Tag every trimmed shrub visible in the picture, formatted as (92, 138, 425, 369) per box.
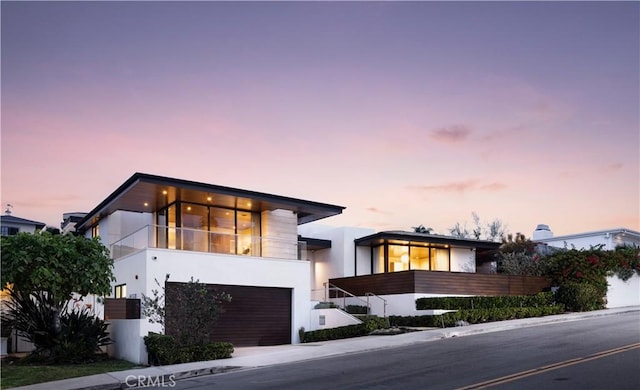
(345, 305, 368, 314)
(303, 316, 389, 343)
(144, 333, 233, 366)
(390, 305, 565, 328)
(555, 282, 605, 312)
(314, 302, 338, 309)
(415, 292, 555, 311)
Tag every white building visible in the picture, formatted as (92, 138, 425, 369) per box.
(75, 173, 344, 364)
(533, 224, 640, 309)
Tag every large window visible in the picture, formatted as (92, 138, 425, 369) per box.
(156, 202, 261, 256)
(373, 243, 450, 273)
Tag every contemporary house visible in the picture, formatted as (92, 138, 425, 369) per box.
(532, 224, 640, 308)
(76, 173, 553, 364)
(75, 173, 345, 363)
(301, 225, 547, 316)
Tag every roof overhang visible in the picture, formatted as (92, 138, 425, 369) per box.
(76, 173, 345, 232)
(298, 235, 332, 251)
(355, 231, 501, 250)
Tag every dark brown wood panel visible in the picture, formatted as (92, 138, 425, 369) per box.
(330, 271, 549, 297)
(104, 298, 140, 320)
(165, 283, 291, 347)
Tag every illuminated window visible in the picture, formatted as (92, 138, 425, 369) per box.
(91, 225, 100, 238)
(410, 246, 430, 270)
(430, 247, 450, 271)
(374, 243, 450, 273)
(114, 284, 127, 299)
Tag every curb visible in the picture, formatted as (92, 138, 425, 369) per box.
(9, 307, 639, 390)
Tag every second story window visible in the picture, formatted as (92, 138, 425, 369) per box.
(91, 224, 100, 238)
(114, 284, 127, 299)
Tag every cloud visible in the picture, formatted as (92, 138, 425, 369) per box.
(601, 162, 623, 172)
(479, 182, 507, 191)
(408, 179, 507, 195)
(365, 207, 391, 214)
(429, 125, 471, 143)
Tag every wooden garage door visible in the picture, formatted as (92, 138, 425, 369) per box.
(166, 283, 292, 347)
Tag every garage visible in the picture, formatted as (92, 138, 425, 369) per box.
(165, 283, 292, 347)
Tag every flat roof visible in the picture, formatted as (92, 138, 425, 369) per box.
(534, 228, 640, 242)
(76, 173, 345, 231)
(355, 230, 501, 250)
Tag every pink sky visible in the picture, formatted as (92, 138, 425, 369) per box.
(2, 2, 638, 237)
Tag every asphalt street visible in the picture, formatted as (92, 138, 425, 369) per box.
(169, 311, 640, 390)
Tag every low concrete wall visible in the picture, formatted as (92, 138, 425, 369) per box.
(308, 308, 361, 331)
(107, 319, 148, 365)
(607, 274, 640, 308)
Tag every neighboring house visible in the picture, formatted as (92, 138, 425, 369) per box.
(60, 212, 88, 235)
(0, 214, 46, 236)
(75, 172, 345, 364)
(301, 226, 548, 316)
(532, 224, 640, 308)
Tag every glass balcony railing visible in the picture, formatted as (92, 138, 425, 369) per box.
(110, 225, 308, 261)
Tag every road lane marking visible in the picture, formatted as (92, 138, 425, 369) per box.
(455, 342, 640, 389)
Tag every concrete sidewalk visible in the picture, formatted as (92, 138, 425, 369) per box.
(9, 306, 640, 390)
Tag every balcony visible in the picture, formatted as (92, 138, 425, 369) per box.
(110, 225, 308, 261)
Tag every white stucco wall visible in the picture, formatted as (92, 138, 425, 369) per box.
(450, 247, 476, 273)
(606, 274, 640, 308)
(298, 225, 376, 289)
(109, 248, 311, 364)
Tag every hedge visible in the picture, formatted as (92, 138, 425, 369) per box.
(302, 316, 389, 343)
(144, 333, 234, 365)
(415, 292, 555, 310)
(390, 305, 565, 328)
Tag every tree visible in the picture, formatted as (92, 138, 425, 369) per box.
(448, 212, 507, 242)
(1, 232, 114, 299)
(1, 232, 115, 362)
(412, 224, 433, 234)
(142, 275, 232, 346)
(496, 233, 540, 275)
(165, 278, 232, 346)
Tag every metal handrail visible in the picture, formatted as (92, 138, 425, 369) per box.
(323, 282, 371, 313)
(365, 292, 388, 318)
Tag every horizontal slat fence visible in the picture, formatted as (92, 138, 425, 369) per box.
(330, 271, 549, 297)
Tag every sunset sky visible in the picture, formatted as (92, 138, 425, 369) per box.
(2, 1, 639, 237)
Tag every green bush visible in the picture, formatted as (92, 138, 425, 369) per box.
(555, 282, 605, 312)
(5, 290, 111, 363)
(314, 302, 338, 309)
(345, 305, 368, 314)
(415, 292, 555, 310)
(303, 316, 389, 343)
(390, 305, 565, 328)
(144, 333, 233, 365)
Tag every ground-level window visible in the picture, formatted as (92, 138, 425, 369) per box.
(114, 284, 127, 299)
(373, 243, 450, 273)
